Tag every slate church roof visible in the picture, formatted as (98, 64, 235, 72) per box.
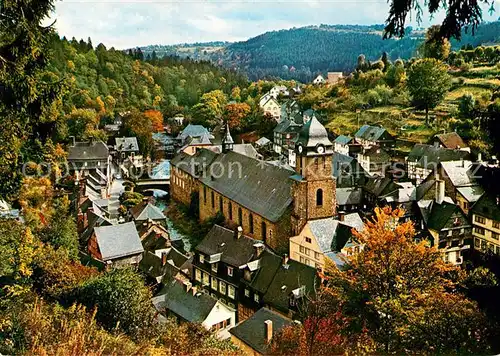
(199, 151, 295, 222)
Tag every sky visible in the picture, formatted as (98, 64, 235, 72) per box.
(51, 0, 498, 49)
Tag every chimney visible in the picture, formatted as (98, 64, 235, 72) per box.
(253, 242, 264, 258)
(69, 135, 76, 147)
(191, 286, 197, 296)
(235, 226, 243, 239)
(265, 320, 273, 343)
(460, 158, 465, 168)
(183, 280, 192, 292)
(338, 211, 345, 222)
(89, 136, 95, 145)
(161, 252, 167, 266)
(478, 153, 483, 163)
(282, 254, 289, 266)
(436, 179, 445, 205)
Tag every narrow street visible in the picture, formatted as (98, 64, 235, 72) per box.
(108, 163, 124, 221)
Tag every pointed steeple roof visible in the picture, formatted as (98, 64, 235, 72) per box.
(223, 122, 234, 145)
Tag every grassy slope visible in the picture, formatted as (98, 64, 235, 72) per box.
(326, 62, 499, 150)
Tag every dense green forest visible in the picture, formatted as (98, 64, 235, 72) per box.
(139, 21, 500, 81)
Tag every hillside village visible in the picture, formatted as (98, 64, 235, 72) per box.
(3, 1, 500, 354)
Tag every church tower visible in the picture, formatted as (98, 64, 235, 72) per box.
(291, 117, 336, 234)
(222, 122, 234, 153)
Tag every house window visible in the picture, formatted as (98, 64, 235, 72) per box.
(203, 187, 207, 204)
(315, 252, 321, 260)
(228, 285, 235, 299)
(211, 278, 218, 290)
(228, 202, 233, 220)
(227, 266, 233, 277)
(238, 208, 242, 225)
(304, 248, 310, 256)
(474, 238, 480, 248)
(199, 254, 205, 263)
(305, 258, 310, 266)
(254, 294, 260, 303)
(202, 273, 209, 286)
(249, 214, 254, 234)
(211, 191, 215, 208)
(300, 256, 304, 263)
(245, 289, 250, 297)
(262, 221, 267, 240)
(493, 232, 500, 240)
(211, 263, 218, 272)
(474, 227, 485, 235)
(300, 245, 305, 253)
(475, 216, 485, 224)
(195, 269, 201, 282)
(494, 222, 500, 229)
(316, 189, 323, 206)
(305, 237, 312, 243)
(219, 281, 226, 295)
(219, 196, 223, 213)
(481, 239, 487, 250)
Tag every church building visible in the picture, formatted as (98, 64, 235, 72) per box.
(170, 118, 337, 253)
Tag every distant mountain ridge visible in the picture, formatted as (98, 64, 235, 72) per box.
(139, 21, 500, 81)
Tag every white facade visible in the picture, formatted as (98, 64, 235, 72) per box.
(312, 75, 325, 85)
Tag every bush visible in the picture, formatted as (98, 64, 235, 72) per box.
(76, 268, 155, 340)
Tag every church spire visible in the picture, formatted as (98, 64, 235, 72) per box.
(222, 121, 234, 153)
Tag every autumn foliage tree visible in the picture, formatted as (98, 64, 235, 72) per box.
(224, 102, 251, 131)
(144, 109, 164, 132)
(273, 207, 493, 355)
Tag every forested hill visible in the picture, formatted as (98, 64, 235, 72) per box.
(49, 36, 247, 120)
(139, 21, 500, 81)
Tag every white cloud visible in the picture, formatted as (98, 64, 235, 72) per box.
(51, 0, 499, 49)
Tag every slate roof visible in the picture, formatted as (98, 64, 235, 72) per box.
(81, 210, 113, 245)
(229, 308, 292, 354)
(381, 182, 417, 203)
(336, 187, 363, 206)
(407, 144, 470, 167)
(246, 250, 283, 294)
(295, 117, 332, 150)
(361, 146, 391, 164)
(170, 149, 218, 177)
(355, 125, 392, 142)
(332, 152, 369, 188)
(424, 201, 462, 231)
(255, 137, 271, 146)
(334, 135, 352, 145)
(363, 176, 397, 197)
(68, 141, 109, 161)
(440, 161, 479, 187)
(177, 124, 213, 142)
(263, 259, 318, 313)
(274, 117, 302, 134)
(130, 202, 166, 222)
(195, 225, 263, 267)
(457, 185, 484, 203)
(211, 144, 261, 160)
(139, 248, 190, 280)
(471, 193, 500, 221)
(115, 137, 139, 152)
(200, 151, 295, 222)
(94, 222, 144, 261)
(308, 214, 363, 253)
(152, 279, 217, 323)
(433, 132, 467, 149)
(325, 252, 347, 268)
(416, 179, 436, 201)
